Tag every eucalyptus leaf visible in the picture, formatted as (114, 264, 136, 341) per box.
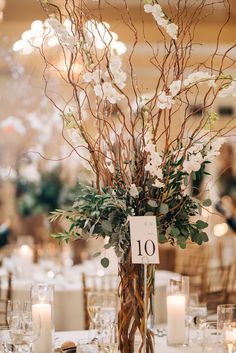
(184, 175, 188, 187)
(145, 212, 154, 216)
(196, 220, 208, 229)
(101, 257, 110, 268)
(104, 243, 112, 249)
(101, 220, 113, 233)
(202, 199, 212, 207)
(201, 232, 209, 242)
(179, 241, 187, 249)
(93, 252, 101, 258)
(160, 203, 169, 214)
(171, 226, 180, 237)
(148, 200, 158, 208)
(158, 233, 166, 243)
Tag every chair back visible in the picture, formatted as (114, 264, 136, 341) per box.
(225, 262, 236, 303)
(200, 265, 231, 313)
(0, 272, 12, 327)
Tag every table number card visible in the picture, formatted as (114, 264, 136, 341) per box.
(129, 216, 159, 264)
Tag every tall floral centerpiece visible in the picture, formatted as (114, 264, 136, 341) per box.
(17, 0, 236, 352)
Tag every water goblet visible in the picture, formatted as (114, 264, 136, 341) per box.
(100, 292, 118, 326)
(98, 293, 118, 353)
(8, 316, 27, 353)
(98, 324, 118, 353)
(202, 321, 223, 353)
(22, 313, 41, 353)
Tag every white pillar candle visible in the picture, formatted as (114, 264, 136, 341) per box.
(167, 294, 186, 345)
(16, 245, 33, 278)
(19, 245, 33, 261)
(32, 303, 53, 353)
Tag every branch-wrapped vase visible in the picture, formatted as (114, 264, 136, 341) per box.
(118, 252, 155, 353)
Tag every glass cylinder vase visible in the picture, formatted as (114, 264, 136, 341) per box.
(118, 252, 155, 353)
(31, 283, 54, 353)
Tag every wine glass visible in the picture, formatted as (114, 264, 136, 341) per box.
(87, 292, 103, 330)
(7, 300, 21, 327)
(188, 302, 207, 344)
(0, 327, 14, 353)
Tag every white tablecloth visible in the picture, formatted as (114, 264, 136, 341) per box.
(55, 331, 202, 353)
(2, 258, 179, 331)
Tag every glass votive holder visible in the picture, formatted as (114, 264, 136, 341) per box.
(31, 283, 55, 353)
(223, 323, 236, 353)
(188, 302, 207, 345)
(166, 279, 189, 347)
(202, 321, 223, 353)
(218, 305, 236, 331)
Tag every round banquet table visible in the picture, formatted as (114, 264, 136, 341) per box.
(55, 330, 203, 353)
(1, 257, 179, 331)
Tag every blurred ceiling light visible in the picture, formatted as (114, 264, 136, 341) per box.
(213, 223, 229, 237)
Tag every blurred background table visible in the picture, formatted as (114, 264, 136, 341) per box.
(0, 256, 178, 331)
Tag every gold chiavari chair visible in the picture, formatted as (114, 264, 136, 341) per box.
(199, 265, 231, 313)
(175, 243, 209, 293)
(226, 262, 236, 303)
(0, 272, 12, 327)
(82, 272, 119, 329)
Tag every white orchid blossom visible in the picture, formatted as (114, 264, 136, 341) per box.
(183, 153, 203, 174)
(144, 3, 178, 40)
(157, 91, 175, 110)
(165, 23, 178, 40)
(169, 80, 181, 96)
(130, 184, 139, 198)
(94, 82, 123, 104)
(204, 137, 226, 161)
(184, 71, 216, 87)
(218, 81, 236, 98)
(46, 18, 77, 53)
